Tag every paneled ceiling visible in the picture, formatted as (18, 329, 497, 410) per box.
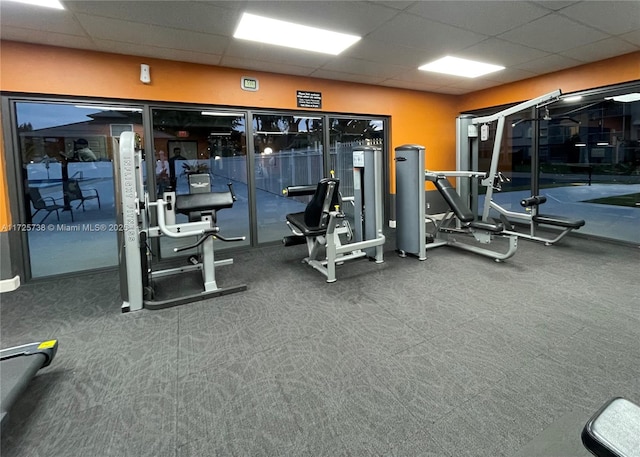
(1, 0, 639, 95)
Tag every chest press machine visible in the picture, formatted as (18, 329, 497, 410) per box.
(395, 144, 518, 262)
(282, 145, 386, 283)
(115, 132, 246, 312)
(458, 89, 586, 246)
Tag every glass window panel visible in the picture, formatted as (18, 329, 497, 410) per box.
(253, 114, 324, 243)
(477, 112, 534, 218)
(329, 117, 385, 221)
(540, 92, 640, 243)
(151, 109, 250, 255)
(16, 102, 143, 277)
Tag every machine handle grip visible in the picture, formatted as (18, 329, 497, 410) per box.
(215, 234, 246, 242)
(173, 230, 245, 252)
(227, 182, 237, 201)
(283, 185, 316, 197)
(520, 195, 547, 207)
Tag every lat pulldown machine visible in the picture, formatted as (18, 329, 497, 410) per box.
(282, 145, 386, 282)
(115, 132, 246, 312)
(457, 89, 586, 245)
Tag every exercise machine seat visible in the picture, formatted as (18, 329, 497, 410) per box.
(533, 215, 585, 229)
(175, 191, 234, 214)
(286, 178, 340, 236)
(469, 220, 504, 233)
(582, 397, 640, 457)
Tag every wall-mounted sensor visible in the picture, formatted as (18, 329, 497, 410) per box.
(140, 64, 151, 84)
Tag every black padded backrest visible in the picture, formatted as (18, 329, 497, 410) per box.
(304, 178, 340, 228)
(434, 177, 474, 223)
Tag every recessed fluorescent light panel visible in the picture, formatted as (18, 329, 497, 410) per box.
(8, 0, 64, 9)
(419, 56, 505, 78)
(563, 96, 583, 102)
(605, 93, 640, 103)
(234, 12, 361, 55)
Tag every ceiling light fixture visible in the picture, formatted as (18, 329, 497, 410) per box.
(418, 56, 504, 78)
(563, 96, 583, 102)
(604, 93, 640, 103)
(8, 0, 64, 9)
(233, 12, 361, 55)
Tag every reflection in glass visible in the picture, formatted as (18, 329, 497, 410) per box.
(151, 109, 250, 252)
(473, 86, 640, 244)
(252, 114, 324, 243)
(16, 102, 143, 277)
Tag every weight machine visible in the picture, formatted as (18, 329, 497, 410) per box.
(115, 132, 246, 312)
(282, 145, 386, 282)
(457, 89, 586, 245)
(395, 144, 518, 262)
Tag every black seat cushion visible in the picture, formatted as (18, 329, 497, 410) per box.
(175, 192, 234, 214)
(533, 214, 585, 229)
(286, 212, 329, 237)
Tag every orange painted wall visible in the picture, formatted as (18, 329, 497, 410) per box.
(1, 42, 639, 231)
(0, 41, 458, 227)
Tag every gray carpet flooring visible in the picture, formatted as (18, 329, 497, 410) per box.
(1, 231, 639, 457)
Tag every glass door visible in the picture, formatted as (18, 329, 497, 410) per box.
(252, 113, 324, 244)
(15, 101, 143, 278)
(151, 109, 250, 255)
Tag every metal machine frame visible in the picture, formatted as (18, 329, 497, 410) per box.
(283, 145, 386, 283)
(115, 132, 246, 312)
(395, 144, 517, 262)
(457, 90, 586, 245)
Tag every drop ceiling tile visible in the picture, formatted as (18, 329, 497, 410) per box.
(498, 14, 610, 53)
(75, 13, 230, 55)
(558, 1, 640, 35)
(67, 1, 239, 36)
(0, 1, 87, 36)
(320, 57, 408, 80)
(559, 37, 638, 63)
(367, 12, 487, 53)
(388, 68, 467, 86)
(220, 56, 315, 77)
(514, 53, 584, 74)
(407, 1, 550, 36)
(309, 69, 387, 85)
(379, 79, 446, 92)
(531, 1, 581, 11)
(0, 27, 95, 50)
(93, 39, 223, 66)
(224, 40, 333, 68)
(479, 68, 539, 84)
(346, 39, 428, 68)
(444, 78, 501, 92)
(619, 29, 640, 47)
(457, 38, 549, 66)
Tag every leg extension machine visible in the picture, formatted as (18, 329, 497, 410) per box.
(282, 146, 385, 282)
